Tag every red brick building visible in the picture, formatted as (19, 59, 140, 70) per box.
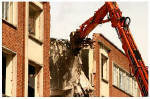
(2, 2, 50, 97)
(91, 33, 141, 97)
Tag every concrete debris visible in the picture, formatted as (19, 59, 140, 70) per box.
(50, 38, 93, 97)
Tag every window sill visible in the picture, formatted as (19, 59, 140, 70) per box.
(2, 94, 9, 97)
(29, 58, 43, 67)
(102, 78, 108, 83)
(112, 84, 133, 97)
(29, 34, 43, 45)
(2, 19, 17, 29)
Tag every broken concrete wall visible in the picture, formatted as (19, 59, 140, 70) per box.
(81, 49, 89, 79)
(50, 38, 93, 97)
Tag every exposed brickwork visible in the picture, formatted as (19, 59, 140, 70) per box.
(93, 34, 100, 96)
(2, 2, 50, 97)
(93, 33, 133, 97)
(43, 2, 50, 96)
(2, 2, 26, 96)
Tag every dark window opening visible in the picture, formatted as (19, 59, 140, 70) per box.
(81, 49, 89, 79)
(2, 53, 6, 95)
(28, 65, 35, 97)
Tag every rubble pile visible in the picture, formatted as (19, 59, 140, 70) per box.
(50, 38, 93, 97)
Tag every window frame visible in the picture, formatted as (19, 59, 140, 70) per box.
(2, 2, 18, 27)
(101, 54, 108, 82)
(113, 64, 119, 87)
(2, 46, 17, 97)
(28, 64, 36, 97)
(112, 62, 139, 96)
(99, 43, 110, 83)
(28, 59, 43, 97)
(28, 2, 44, 43)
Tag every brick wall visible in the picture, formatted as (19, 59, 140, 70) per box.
(93, 33, 132, 97)
(43, 2, 50, 96)
(93, 34, 100, 96)
(2, 2, 51, 96)
(2, 2, 26, 96)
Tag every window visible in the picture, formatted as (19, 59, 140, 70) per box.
(2, 2, 17, 26)
(28, 65, 36, 97)
(122, 72, 126, 91)
(119, 71, 123, 89)
(113, 63, 139, 96)
(2, 54, 7, 95)
(113, 64, 118, 86)
(101, 54, 108, 81)
(2, 49, 17, 97)
(2, 2, 9, 20)
(132, 79, 138, 96)
(29, 2, 43, 41)
(28, 61, 42, 97)
(118, 69, 126, 91)
(125, 75, 131, 94)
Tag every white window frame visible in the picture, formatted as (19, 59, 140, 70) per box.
(28, 60, 43, 97)
(113, 63, 119, 87)
(100, 44, 109, 83)
(2, 47, 17, 97)
(2, 2, 18, 26)
(28, 2, 44, 42)
(112, 63, 139, 96)
(132, 78, 138, 96)
(101, 54, 108, 81)
(119, 70, 123, 89)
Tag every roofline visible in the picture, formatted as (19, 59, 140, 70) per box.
(97, 33, 126, 56)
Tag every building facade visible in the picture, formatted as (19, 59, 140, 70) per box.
(86, 33, 141, 97)
(2, 2, 50, 97)
(49, 33, 141, 97)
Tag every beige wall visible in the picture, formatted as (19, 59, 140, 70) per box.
(27, 2, 44, 97)
(28, 38, 43, 65)
(24, 2, 29, 96)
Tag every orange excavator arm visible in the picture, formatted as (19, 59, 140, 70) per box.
(70, 2, 148, 96)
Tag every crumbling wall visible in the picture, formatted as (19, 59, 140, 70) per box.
(50, 38, 93, 97)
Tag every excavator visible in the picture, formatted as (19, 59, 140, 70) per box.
(70, 2, 148, 96)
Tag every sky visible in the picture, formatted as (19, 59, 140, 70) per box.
(50, 1, 149, 65)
